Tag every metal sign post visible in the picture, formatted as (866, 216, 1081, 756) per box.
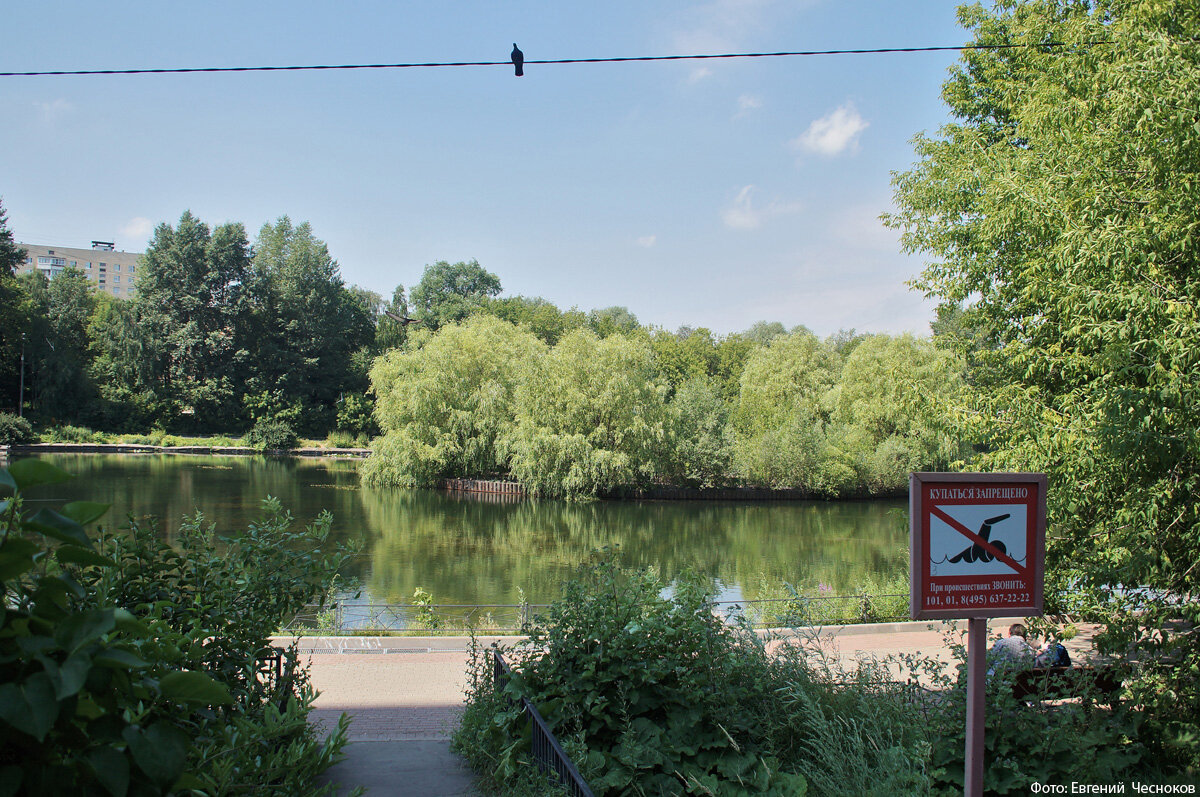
(910, 472, 1047, 797)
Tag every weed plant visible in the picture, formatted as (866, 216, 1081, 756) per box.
(0, 459, 361, 794)
(454, 553, 929, 796)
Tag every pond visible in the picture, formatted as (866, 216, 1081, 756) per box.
(14, 454, 910, 609)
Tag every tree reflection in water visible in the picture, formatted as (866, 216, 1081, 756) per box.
(21, 454, 908, 606)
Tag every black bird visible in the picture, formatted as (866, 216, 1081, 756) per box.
(384, 311, 421, 326)
(511, 43, 524, 77)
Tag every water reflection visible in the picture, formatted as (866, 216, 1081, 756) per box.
(18, 454, 909, 605)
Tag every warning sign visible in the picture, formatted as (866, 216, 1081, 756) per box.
(910, 473, 1046, 619)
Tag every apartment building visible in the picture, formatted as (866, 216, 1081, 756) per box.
(16, 240, 142, 298)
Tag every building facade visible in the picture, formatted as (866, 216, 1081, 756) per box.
(15, 240, 142, 299)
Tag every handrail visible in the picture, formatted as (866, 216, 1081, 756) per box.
(493, 649, 595, 797)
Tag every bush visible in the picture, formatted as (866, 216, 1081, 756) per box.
(455, 555, 812, 795)
(0, 458, 360, 794)
(911, 635, 1150, 793)
(45, 424, 106, 443)
(0, 411, 34, 445)
(245, 419, 299, 451)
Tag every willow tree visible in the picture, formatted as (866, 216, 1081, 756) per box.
(503, 329, 669, 499)
(363, 315, 545, 487)
(728, 328, 838, 491)
(887, 0, 1200, 763)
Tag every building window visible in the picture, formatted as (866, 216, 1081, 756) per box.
(115, 264, 121, 272)
(128, 265, 136, 274)
(38, 256, 67, 267)
(47, 250, 54, 255)
(114, 275, 121, 283)
(70, 261, 76, 266)
(99, 262, 106, 269)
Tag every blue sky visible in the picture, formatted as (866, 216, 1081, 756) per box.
(2, 1, 969, 337)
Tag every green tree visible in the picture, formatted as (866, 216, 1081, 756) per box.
(729, 329, 838, 491)
(0, 200, 30, 414)
(503, 329, 668, 499)
(87, 295, 164, 430)
(829, 334, 964, 494)
(648, 326, 720, 395)
(373, 284, 411, 352)
(483, 295, 586, 346)
(363, 315, 545, 487)
(742, 321, 787, 346)
(409, 260, 501, 331)
(248, 217, 375, 435)
(586, 305, 641, 338)
(887, 0, 1200, 767)
(134, 211, 254, 430)
(665, 377, 732, 488)
(35, 269, 98, 424)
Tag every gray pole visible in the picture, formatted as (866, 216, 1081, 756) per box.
(17, 332, 25, 418)
(965, 617, 987, 797)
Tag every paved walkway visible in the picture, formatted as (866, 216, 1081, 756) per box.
(286, 620, 1100, 796)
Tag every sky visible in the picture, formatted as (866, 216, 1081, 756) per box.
(1, 1, 971, 338)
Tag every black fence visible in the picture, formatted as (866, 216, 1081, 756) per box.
(493, 649, 594, 797)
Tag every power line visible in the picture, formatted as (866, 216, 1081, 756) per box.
(0, 42, 1085, 79)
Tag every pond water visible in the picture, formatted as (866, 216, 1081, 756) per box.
(15, 454, 910, 607)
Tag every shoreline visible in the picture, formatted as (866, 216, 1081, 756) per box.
(5, 441, 370, 458)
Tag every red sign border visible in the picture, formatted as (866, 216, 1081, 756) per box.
(910, 472, 1047, 620)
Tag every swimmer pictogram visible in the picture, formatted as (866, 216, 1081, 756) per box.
(947, 514, 1010, 564)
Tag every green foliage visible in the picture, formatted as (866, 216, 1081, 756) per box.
(901, 632, 1149, 794)
(134, 211, 256, 431)
(887, 0, 1200, 769)
(364, 315, 545, 487)
(455, 555, 810, 795)
(503, 329, 668, 499)
(0, 411, 34, 445)
(483, 295, 587, 347)
(248, 217, 375, 436)
(410, 259, 502, 331)
(585, 306, 641, 338)
(0, 200, 31, 414)
(410, 587, 441, 630)
(334, 392, 379, 439)
(245, 419, 300, 451)
(664, 377, 732, 488)
(243, 388, 304, 428)
(45, 425, 107, 444)
(729, 328, 838, 491)
(0, 459, 358, 794)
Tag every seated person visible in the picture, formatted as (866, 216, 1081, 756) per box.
(988, 623, 1035, 676)
(1035, 633, 1071, 668)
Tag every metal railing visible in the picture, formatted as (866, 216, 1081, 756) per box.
(493, 649, 594, 797)
(280, 594, 910, 635)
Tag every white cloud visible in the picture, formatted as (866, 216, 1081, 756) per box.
(792, 102, 869, 157)
(119, 217, 154, 244)
(721, 185, 803, 230)
(636, 235, 657, 248)
(688, 66, 714, 83)
(733, 94, 762, 118)
(35, 98, 74, 123)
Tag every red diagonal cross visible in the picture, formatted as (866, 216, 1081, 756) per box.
(930, 505, 1026, 574)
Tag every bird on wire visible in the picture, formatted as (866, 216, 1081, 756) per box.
(511, 43, 524, 76)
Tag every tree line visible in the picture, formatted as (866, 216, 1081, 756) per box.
(0, 209, 396, 440)
(362, 311, 965, 499)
